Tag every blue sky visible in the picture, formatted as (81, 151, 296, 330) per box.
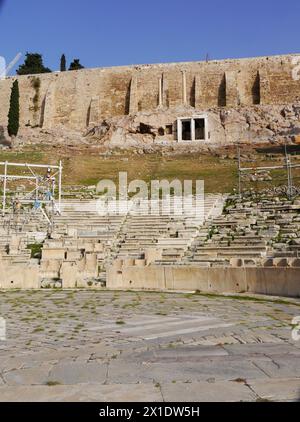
(0, 0, 300, 73)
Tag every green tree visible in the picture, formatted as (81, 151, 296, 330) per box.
(17, 53, 52, 75)
(60, 54, 66, 72)
(7, 80, 20, 137)
(69, 59, 84, 71)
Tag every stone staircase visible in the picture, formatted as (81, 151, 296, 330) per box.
(153, 194, 226, 265)
(48, 195, 226, 281)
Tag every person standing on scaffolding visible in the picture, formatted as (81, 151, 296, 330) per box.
(44, 167, 51, 181)
(44, 167, 52, 201)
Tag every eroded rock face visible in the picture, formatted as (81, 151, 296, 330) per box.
(6, 103, 300, 153)
(83, 103, 300, 148)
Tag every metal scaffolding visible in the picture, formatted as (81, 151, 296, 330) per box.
(237, 144, 300, 198)
(0, 161, 63, 218)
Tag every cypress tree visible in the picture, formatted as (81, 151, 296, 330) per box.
(60, 54, 66, 72)
(7, 80, 20, 137)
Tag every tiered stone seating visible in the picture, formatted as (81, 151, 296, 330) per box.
(116, 215, 174, 259)
(0, 234, 32, 265)
(0, 206, 48, 266)
(40, 195, 226, 281)
(48, 199, 127, 281)
(1, 192, 299, 288)
(183, 194, 300, 267)
(153, 194, 226, 264)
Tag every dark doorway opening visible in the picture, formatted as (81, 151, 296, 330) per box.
(182, 120, 191, 140)
(195, 118, 205, 140)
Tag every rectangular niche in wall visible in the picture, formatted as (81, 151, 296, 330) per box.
(165, 124, 173, 135)
(194, 118, 205, 140)
(176, 115, 208, 142)
(181, 120, 192, 141)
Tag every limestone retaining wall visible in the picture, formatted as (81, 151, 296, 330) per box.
(0, 263, 39, 289)
(1, 54, 300, 132)
(107, 264, 300, 298)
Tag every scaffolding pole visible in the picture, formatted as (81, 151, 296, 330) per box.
(2, 161, 7, 217)
(0, 160, 63, 218)
(58, 160, 63, 213)
(0, 162, 60, 170)
(285, 143, 293, 199)
(237, 145, 241, 198)
(240, 164, 300, 171)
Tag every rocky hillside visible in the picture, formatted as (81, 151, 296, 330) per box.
(1, 104, 300, 152)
